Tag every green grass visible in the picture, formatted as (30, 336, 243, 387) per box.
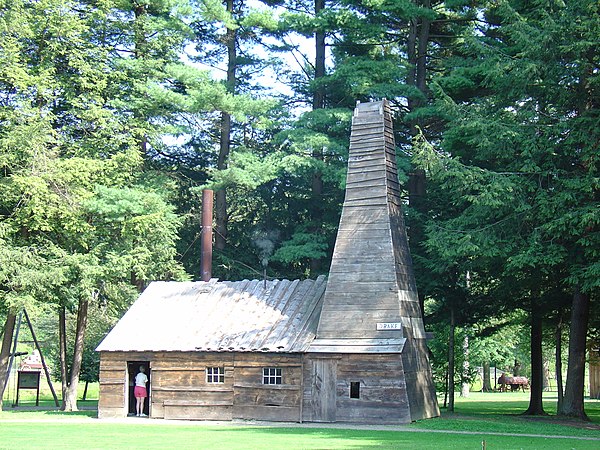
(2, 380, 98, 408)
(409, 392, 600, 438)
(0, 422, 597, 450)
(0, 390, 598, 449)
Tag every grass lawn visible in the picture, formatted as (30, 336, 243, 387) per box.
(1, 421, 598, 450)
(0, 389, 599, 449)
(410, 392, 600, 438)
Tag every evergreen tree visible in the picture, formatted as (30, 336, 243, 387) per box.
(0, 0, 188, 410)
(414, 0, 599, 419)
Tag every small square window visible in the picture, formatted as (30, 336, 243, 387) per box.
(206, 367, 225, 383)
(350, 381, 360, 399)
(263, 367, 282, 385)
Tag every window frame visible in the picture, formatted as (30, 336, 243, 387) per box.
(262, 367, 282, 385)
(206, 366, 225, 384)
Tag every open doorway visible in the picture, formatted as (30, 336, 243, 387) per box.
(127, 361, 150, 417)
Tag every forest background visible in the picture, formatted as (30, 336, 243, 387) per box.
(0, 0, 598, 421)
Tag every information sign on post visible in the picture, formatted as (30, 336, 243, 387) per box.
(16, 371, 41, 406)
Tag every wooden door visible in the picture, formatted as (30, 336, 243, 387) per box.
(310, 359, 337, 422)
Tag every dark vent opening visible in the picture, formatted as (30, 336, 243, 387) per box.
(350, 381, 360, 399)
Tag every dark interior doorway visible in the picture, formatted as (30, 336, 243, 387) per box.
(127, 361, 150, 416)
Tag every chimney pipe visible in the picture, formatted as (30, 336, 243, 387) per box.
(200, 189, 214, 282)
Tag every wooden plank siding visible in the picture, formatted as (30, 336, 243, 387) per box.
(98, 351, 307, 421)
(99, 352, 424, 424)
(100, 350, 414, 424)
(315, 102, 405, 343)
(98, 353, 126, 418)
(303, 353, 411, 424)
(231, 353, 303, 421)
(305, 358, 337, 422)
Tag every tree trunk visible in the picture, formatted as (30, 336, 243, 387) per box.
(0, 313, 17, 411)
(556, 310, 564, 412)
(448, 307, 455, 412)
(406, 0, 431, 135)
(543, 360, 551, 391)
(133, 3, 148, 59)
(215, 0, 237, 251)
(461, 272, 471, 398)
(460, 334, 470, 397)
(133, 2, 149, 156)
(313, 0, 326, 111)
(309, 0, 326, 275)
(524, 301, 546, 415)
(513, 359, 521, 376)
(482, 361, 492, 392)
(408, 169, 426, 315)
(558, 289, 590, 420)
(59, 306, 68, 403)
(405, 2, 431, 303)
(214, 168, 229, 251)
(415, 0, 431, 95)
(443, 367, 448, 408)
(62, 298, 89, 411)
(309, 168, 323, 276)
(83, 380, 89, 401)
(406, 16, 417, 111)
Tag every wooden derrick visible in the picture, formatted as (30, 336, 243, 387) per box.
(309, 100, 439, 422)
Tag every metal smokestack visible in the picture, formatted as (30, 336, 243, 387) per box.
(200, 189, 214, 282)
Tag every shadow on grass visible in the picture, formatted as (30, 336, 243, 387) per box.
(216, 430, 392, 450)
(2, 409, 97, 417)
(1, 401, 98, 419)
(416, 394, 600, 437)
(438, 392, 600, 421)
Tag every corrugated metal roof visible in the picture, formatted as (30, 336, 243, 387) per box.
(96, 276, 327, 353)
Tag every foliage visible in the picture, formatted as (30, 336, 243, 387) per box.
(0, 0, 193, 409)
(409, 0, 599, 417)
(427, 317, 527, 394)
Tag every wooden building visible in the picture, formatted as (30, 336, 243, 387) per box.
(96, 277, 327, 421)
(96, 100, 439, 423)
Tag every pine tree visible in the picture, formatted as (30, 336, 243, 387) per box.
(414, 0, 599, 419)
(0, 0, 189, 411)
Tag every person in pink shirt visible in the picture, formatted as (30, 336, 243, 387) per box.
(134, 366, 148, 417)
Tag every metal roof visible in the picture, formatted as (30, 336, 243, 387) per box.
(96, 276, 326, 353)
